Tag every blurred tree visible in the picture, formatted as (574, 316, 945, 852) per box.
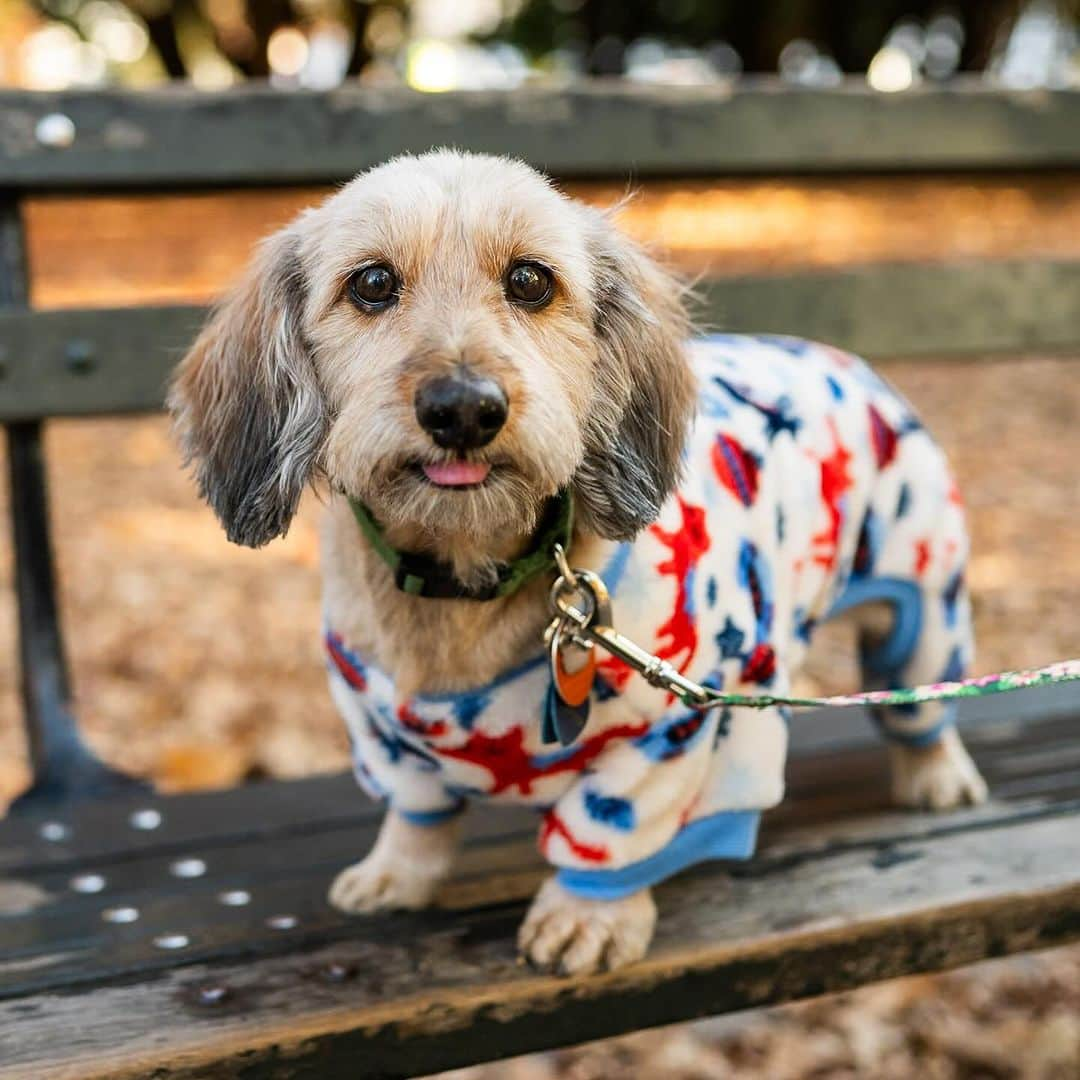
(495, 0, 1030, 75)
(15, 0, 1078, 84)
(24, 0, 404, 81)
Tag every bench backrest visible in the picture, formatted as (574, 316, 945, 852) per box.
(2, 82, 1079, 801)
(4, 83, 1080, 423)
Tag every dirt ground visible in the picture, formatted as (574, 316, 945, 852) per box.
(1, 354, 1078, 1076)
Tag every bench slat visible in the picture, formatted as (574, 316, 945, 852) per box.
(2, 805, 1078, 1080)
(3, 85, 1080, 189)
(2, 258, 1079, 421)
(2, 708, 1078, 1002)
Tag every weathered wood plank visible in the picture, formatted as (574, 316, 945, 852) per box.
(24, 175, 1080, 310)
(2, 259, 1078, 420)
(3, 84, 1080, 189)
(2, 810, 1078, 1080)
(2, 707, 1078, 1003)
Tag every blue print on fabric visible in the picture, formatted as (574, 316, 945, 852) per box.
(793, 606, 816, 644)
(634, 712, 711, 762)
(715, 616, 746, 659)
(852, 507, 883, 580)
(366, 712, 440, 771)
(713, 376, 802, 441)
(896, 481, 912, 519)
(684, 567, 699, 623)
(714, 706, 733, 743)
(826, 374, 845, 401)
(452, 691, 489, 732)
(737, 539, 774, 640)
(584, 791, 635, 831)
(705, 576, 718, 609)
(943, 570, 964, 630)
(602, 542, 633, 597)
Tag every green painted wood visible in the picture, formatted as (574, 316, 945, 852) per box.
(0, 304, 203, 420)
(699, 259, 1080, 358)
(2, 83, 1080, 189)
(2, 259, 1078, 420)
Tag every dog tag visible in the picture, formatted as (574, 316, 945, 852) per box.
(542, 619, 596, 746)
(542, 684, 590, 746)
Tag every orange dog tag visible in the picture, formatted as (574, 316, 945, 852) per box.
(543, 623, 596, 745)
(553, 644, 596, 707)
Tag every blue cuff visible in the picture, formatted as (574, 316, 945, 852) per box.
(396, 799, 466, 826)
(555, 810, 761, 900)
(872, 704, 955, 748)
(827, 577, 922, 675)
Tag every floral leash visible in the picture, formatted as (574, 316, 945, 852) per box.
(679, 660, 1080, 712)
(542, 546, 1080, 744)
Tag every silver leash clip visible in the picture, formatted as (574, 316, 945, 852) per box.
(548, 545, 713, 707)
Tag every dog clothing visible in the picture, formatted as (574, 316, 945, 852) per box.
(326, 334, 972, 899)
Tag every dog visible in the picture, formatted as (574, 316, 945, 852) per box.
(170, 150, 987, 976)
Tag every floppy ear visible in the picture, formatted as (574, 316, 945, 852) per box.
(168, 226, 327, 548)
(574, 211, 696, 540)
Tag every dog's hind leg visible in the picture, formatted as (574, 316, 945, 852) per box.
(850, 577, 987, 810)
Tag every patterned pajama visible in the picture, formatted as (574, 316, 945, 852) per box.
(326, 335, 973, 899)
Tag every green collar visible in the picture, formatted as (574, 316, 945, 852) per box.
(347, 489, 573, 601)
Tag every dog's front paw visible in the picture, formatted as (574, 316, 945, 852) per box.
(518, 876, 656, 976)
(890, 726, 988, 811)
(328, 852, 442, 913)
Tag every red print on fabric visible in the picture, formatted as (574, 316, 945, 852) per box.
(711, 433, 760, 507)
(810, 419, 854, 571)
(326, 633, 366, 690)
(741, 642, 777, 684)
(438, 722, 648, 797)
(914, 537, 932, 577)
(397, 704, 447, 739)
(867, 403, 899, 469)
(650, 497, 711, 674)
(597, 656, 634, 693)
(540, 811, 609, 863)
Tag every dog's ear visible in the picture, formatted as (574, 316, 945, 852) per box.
(574, 210, 696, 540)
(168, 226, 327, 548)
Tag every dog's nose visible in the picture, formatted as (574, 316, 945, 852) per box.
(414, 374, 508, 451)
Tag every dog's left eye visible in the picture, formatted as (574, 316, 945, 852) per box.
(505, 262, 554, 308)
(348, 264, 400, 310)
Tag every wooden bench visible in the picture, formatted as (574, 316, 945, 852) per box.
(2, 83, 1079, 1079)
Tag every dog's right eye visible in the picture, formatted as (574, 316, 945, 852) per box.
(347, 265, 400, 310)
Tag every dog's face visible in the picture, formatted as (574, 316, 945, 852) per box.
(170, 151, 695, 555)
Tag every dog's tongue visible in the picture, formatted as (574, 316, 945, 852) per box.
(422, 461, 491, 487)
